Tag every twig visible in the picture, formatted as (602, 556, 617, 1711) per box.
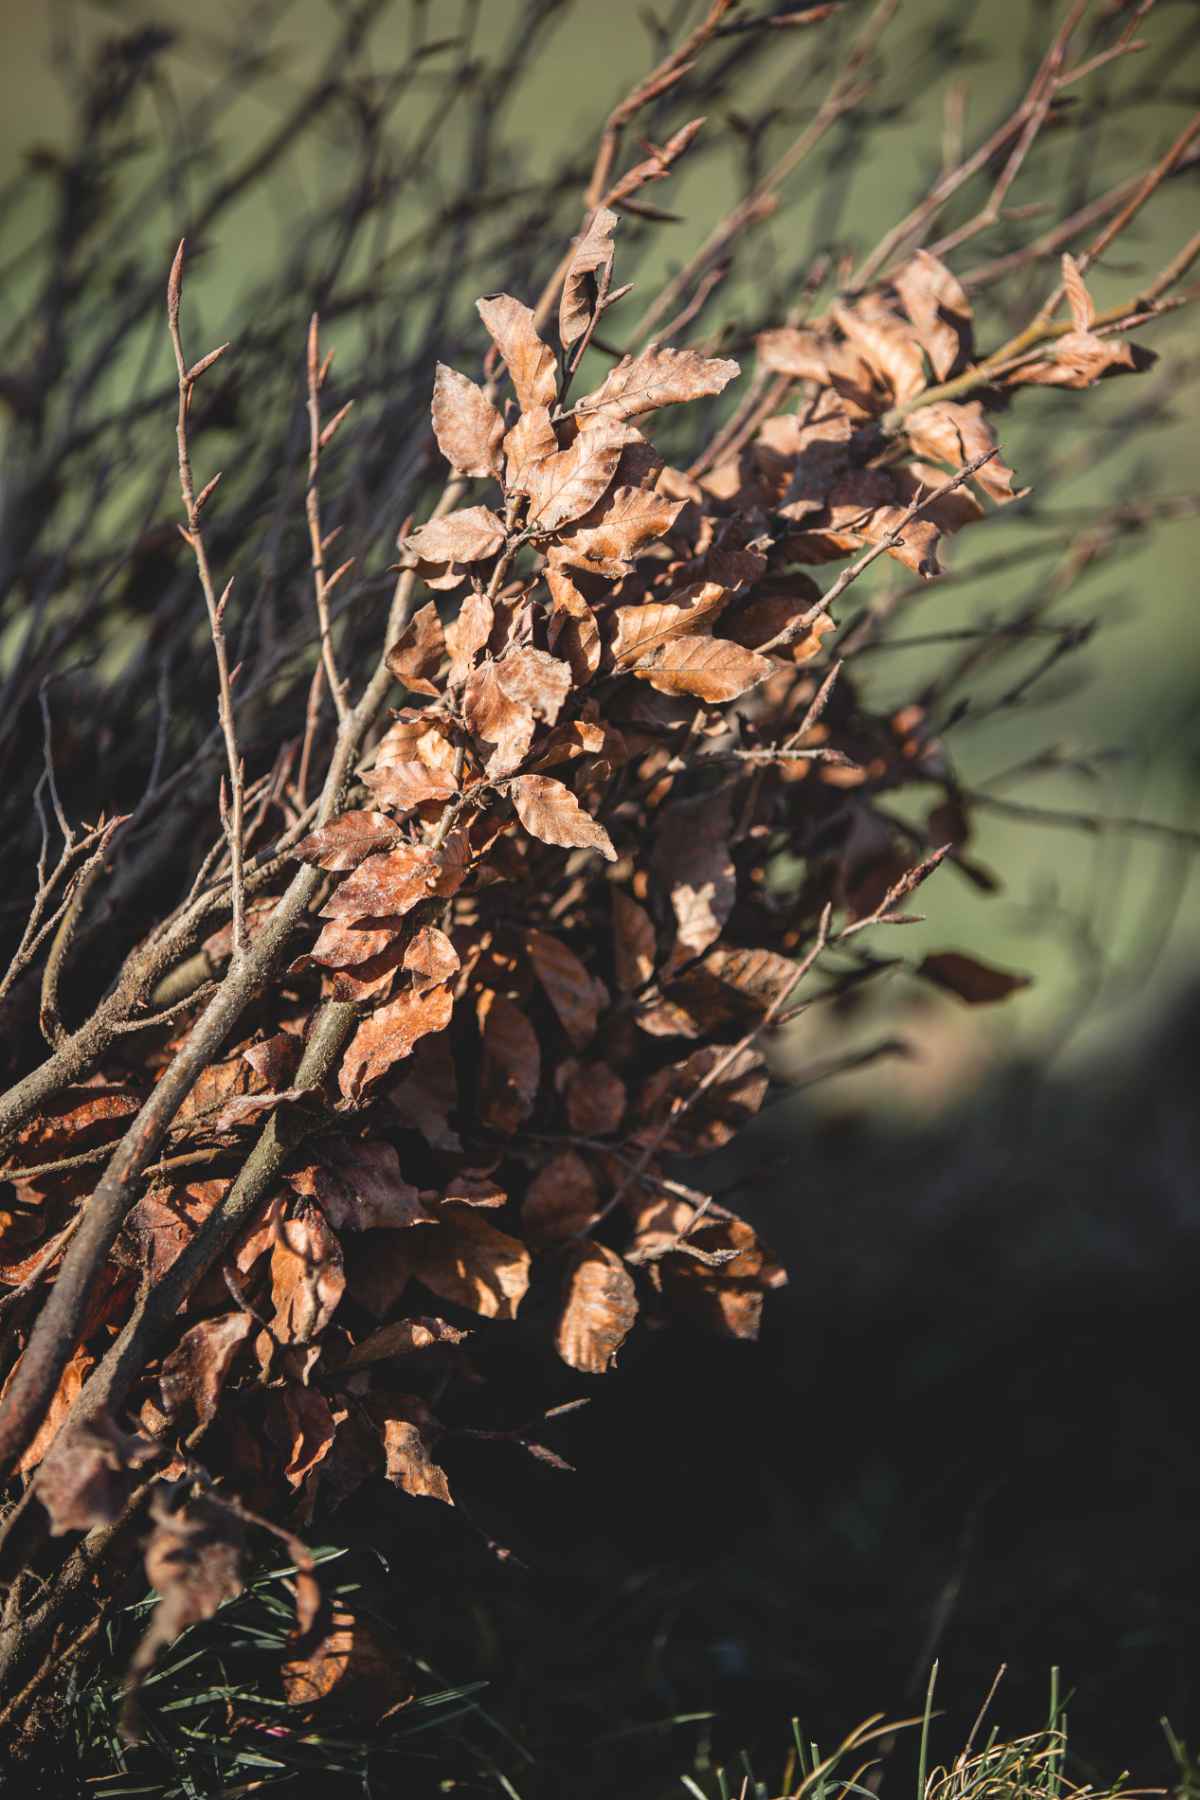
(166, 240, 247, 963)
(964, 789, 1200, 849)
(629, 0, 897, 349)
(304, 313, 352, 722)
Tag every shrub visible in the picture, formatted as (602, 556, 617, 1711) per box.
(0, 0, 1196, 1758)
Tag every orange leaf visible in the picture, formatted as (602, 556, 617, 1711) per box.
(430, 362, 504, 478)
(576, 345, 739, 422)
(160, 1311, 253, 1431)
(523, 421, 632, 533)
(522, 1150, 600, 1246)
(556, 1241, 638, 1374)
(511, 775, 616, 862)
(270, 1208, 345, 1343)
(407, 1209, 531, 1319)
(339, 983, 455, 1104)
(626, 633, 771, 702)
(476, 293, 558, 415)
(398, 505, 505, 566)
(385, 600, 446, 697)
(527, 926, 608, 1047)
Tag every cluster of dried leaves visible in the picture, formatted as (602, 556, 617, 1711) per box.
(0, 0, 1194, 1747)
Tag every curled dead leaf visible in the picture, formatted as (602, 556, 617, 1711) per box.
(160, 1310, 254, 1432)
(556, 1241, 638, 1374)
(559, 206, 618, 349)
(34, 1412, 159, 1535)
(271, 1206, 345, 1343)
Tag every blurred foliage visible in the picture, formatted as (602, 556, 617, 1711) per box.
(2, 0, 1197, 1087)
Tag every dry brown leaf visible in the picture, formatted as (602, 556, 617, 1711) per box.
(832, 296, 927, 405)
(404, 926, 460, 992)
(559, 206, 618, 349)
(1004, 256, 1153, 388)
(1006, 329, 1151, 389)
(545, 566, 602, 682)
(523, 422, 631, 533)
(640, 1044, 767, 1154)
(527, 926, 608, 1047)
(160, 1311, 254, 1432)
(443, 1170, 507, 1209)
(290, 1138, 433, 1232)
(34, 1412, 158, 1535)
(511, 774, 616, 862)
(893, 462, 985, 535)
(342, 1234, 415, 1321)
(406, 1209, 531, 1319)
(240, 1031, 300, 1089)
(654, 789, 735, 958)
(282, 1605, 412, 1716)
(339, 982, 455, 1104)
(669, 1271, 767, 1340)
(916, 950, 1032, 1005)
(342, 1316, 468, 1371)
(503, 405, 560, 494)
(894, 249, 974, 381)
(904, 401, 1019, 503)
(431, 362, 504, 479)
(9, 1089, 141, 1202)
(385, 601, 446, 697)
(477, 293, 558, 414)
(551, 483, 684, 579)
(362, 759, 457, 816)
(612, 888, 656, 992)
(612, 580, 730, 662)
(1061, 252, 1095, 333)
(123, 1488, 245, 1733)
(120, 1180, 226, 1284)
(462, 659, 536, 778)
(321, 843, 439, 923)
(398, 505, 505, 568)
(269, 1383, 339, 1487)
(293, 811, 402, 872)
(756, 326, 830, 382)
(701, 945, 796, 1012)
(479, 991, 541, 1132)
(522, 1149, 600, 1246)
(271, 1207, 345, 1343)
(380, 1401, 453, 1505)
(565, 1060, 626, 1136)
(556, 1241, 638, 1374)
(629, 631, 772, 702)
(306, 918, 404, 975)
(494, 645, 572, 723)
(576, 345, 739, 422)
